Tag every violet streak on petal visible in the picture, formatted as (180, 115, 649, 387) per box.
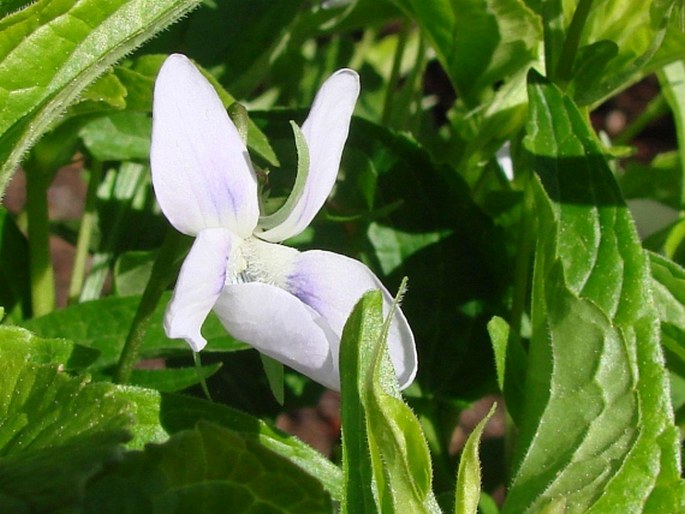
(258, 69, 360, 243)
(164, 228, 236, 352)
(286, 250, 418, 389)
(150, 54, 259, 238)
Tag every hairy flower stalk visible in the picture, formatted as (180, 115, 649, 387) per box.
(150, 54, 417, 390)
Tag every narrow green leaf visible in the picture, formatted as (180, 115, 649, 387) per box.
(260, 354, 285, 405)
(455, 404, 497, 514)
(504, 71, 685, 513)
(339, 291, 383, 514)
(339, 289, 438, 513)
(0, 0, 202, 195)
(658, 60, 685, 206)
(259, 121, 310, 228)
(487, 316, 509, 391)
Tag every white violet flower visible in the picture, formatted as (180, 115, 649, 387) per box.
(150, 54, 417, 391)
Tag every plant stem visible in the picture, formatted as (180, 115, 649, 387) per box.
(554, 0, 594, 84)
(382, 20, 409, 127)
(114, 227, 191, 384)
(68, 160, 102, 304)
(25, 167, 55, 317)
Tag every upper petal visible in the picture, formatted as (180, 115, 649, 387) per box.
(164, 228, 236, 352)
(285, 250, 417, 389)
(151, 54, 259, 238)
(213, 282, 339, 390)
(258, 69, 359, 242)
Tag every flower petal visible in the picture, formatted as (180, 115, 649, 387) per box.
(286, 250, 417, 389)
(151, 53, 259, 238)
(259, 69, 359, 242)
(213, 282, 339, 390)
(164, 228, 236, 352)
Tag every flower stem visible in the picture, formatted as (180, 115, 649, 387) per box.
(25, 166, 55, 317)
(114, 227, 192, 384)
(553, 0, 594, 85)
(68, 160, 102, 304)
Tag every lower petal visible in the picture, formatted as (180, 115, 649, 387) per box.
(285, 250, 417, 389)
(213, 282, 339, 390)
(164, 228, 236, 352)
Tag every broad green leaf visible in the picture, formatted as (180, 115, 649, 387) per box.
(389, 0, 541, 106)
(154, 392, 344, 501)
(20, 293, 248, 371)
(0, 430, 129, 512)
(114, 250, 156, 297)
(0, 326, 135, 509)
(84, 422, 331, 513)
(0, 0, 202, 196)
(504, 71, 685, 513)
(80, 111, 152, 161)
(454, 404, 497, 514)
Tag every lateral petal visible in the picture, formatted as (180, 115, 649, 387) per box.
(259, 69, 359, 242)
(214, 282, 339, 390)
(164, 228, 236, 352)
(286, 250, 417, 389)
(151, 54, 259, 238)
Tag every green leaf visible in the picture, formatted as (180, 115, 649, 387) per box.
(0, 0, 202, 196)
(339, 290, 438, 514)
(20, 293, 248, 371)
(487, 316, 509, 392)
(0, 326, 134, 510)
(620, 152, 682, 210)
(129, 364, 222, 393)
(114, 250, 156, 297)
(454, 404, 497, 514)
(84, 422, 331, 513)
(487, 315, 526, 423)
(389, 0, 541, 106)
(550, 0, 677, 105)
(339, 291, 383, 514)
(0, 430, 129, 512)
(659, 60, 685, 207)
(504, 71, 685, 512)
(155, 392, 344, 501)
(80, 111, 152, 161)
(649, 251, 685, 375)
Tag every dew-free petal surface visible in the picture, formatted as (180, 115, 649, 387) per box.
(151, 54, 259, 238)
(165, 228, 236, 352)
(287, 250, 417, 389)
